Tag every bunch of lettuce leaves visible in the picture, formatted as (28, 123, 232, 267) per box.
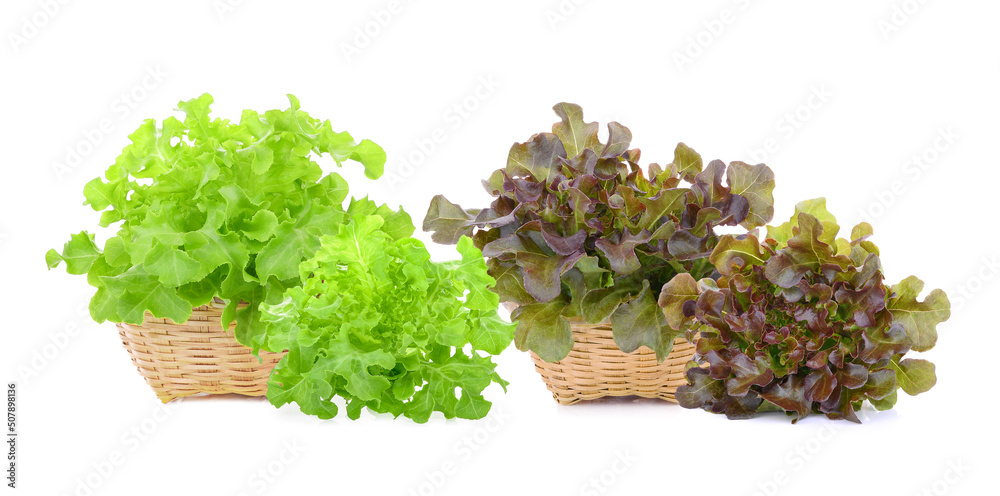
(258, 199, 514, 422)
(46, 94, 385, 349)
(661, 199, 950, 422)
(423, 103, 775, 363)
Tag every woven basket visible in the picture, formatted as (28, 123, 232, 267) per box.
(530, 320, 695, 405)
(116, 298, 284, 403)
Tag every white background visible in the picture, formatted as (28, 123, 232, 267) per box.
(1, 1, 996, 495)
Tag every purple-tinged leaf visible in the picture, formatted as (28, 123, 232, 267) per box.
(658, 273, 700, 330)
(723, 392, 764, 420)
(506, 133, 567, 183)
(690, 207, 723, 237)
(667, 230, 708, 261)
(482, 233, 529, 259)
(864, 368, 897, 400)
(552, 103, 601, 158)
(803, 366, 836, 403)
(423, 195, 477, 244)
(709, 234, 769, 276)
(834, 283, 886, 328)
(593, 157, 623, 180)
(837, 362, 869, 390)
(595, 230, 652, 274)
(610, 281, 677, 361)
(602, 122, 632, 158)
(818, 386, 860, 423)
(649, 220, 677, 241)
(671, 143, 703, 183)
(798, 279, 834, 303)
(517, 221, 586, 256)
(714, 194, 750, 227)
(692, 160, 727, 207)
(726, 161, 775, 229)
(512, 300, 574, 363)
(516, 251, 585, 303)
(637, 188, 689, 231)
(503, 172, 545, 203)
(805, 350, 830, 369)
(471, 203, 523, 229)
(677, 367, 727, 410)
(704, 349, 735, 380)
(860, 323, 911, 363)
(582, 275, 644, 324)
(561, 149, 599, 176)
(725, 354, 775, 397)
(764, 213, 844, 288)
(761, 376, 811, 420)
(488, 259, 535, 306)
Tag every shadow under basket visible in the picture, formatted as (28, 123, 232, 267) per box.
(116, 299, 285, 403)
(530, 320, 695, 405)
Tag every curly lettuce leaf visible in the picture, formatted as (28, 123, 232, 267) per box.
(261, 202, 513, 422)
(48, 94, 384, 344)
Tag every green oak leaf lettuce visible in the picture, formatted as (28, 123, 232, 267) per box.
(663, 199, 949, 422)
(259, 200, 514, 422)
(47, 94, 385, 348)
(423, 103, 775, 363)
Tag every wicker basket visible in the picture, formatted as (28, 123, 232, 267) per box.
(116, 298, 284, 403)
(530, 320, 695, 405)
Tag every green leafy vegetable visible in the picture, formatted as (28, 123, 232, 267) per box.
(423, 103, 775, 362)
(663, 199, 950, 422)
(47, 94, 385, 349)
(259, 200, 514, 422)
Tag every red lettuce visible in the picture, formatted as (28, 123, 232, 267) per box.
(423, 103, 775, 362)
(662, 199, 950, 422)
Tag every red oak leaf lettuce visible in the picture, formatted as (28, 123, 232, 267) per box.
(663, 199, 950, 422)
(423, 103, 775, 362)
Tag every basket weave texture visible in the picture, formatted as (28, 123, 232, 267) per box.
(530, 320, 695, 405)
(116, 299, 284, 403)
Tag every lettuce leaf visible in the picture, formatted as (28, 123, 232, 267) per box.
(260, 200, 513, 421)
(47, 94, 385, 347)
(664, 199, 950, 422)
(423, 103, 776, 362)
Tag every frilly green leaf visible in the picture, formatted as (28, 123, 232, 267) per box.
(887, 276, 950, 352)
(48, 94, 385, 341)
(261, 204, 513, 421)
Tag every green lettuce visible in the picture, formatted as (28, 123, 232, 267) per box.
(259, 199, 514, 422)
(47, 94, 385, 349)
